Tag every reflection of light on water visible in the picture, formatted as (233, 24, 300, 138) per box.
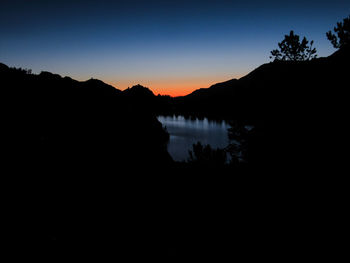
(203, 118, 209, 130)
(157, 115, 230, 162)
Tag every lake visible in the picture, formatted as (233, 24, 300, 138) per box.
(157, 115, 230, 162)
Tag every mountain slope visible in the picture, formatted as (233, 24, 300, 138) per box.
(1, 62, 176, 246)
(170, 45, 349, 120)
(158, 46, 350, 175)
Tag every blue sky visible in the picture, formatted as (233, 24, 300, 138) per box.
(1, 0, 349, 96)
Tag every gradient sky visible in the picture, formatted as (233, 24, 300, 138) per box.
(1, 0, 349, 96)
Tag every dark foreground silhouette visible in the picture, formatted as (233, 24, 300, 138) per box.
(1, 45, 349, 261)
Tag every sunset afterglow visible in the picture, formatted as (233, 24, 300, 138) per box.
(107, 74, 244, 97)
(1, 0, 349, 96)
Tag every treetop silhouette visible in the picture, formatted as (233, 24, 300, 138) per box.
(327, 15, 350, 49)
(270, 30, 317, 61)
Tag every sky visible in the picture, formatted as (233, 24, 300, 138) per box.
(1, 0, 349, 96)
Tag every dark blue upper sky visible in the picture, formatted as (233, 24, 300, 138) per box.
(1, 0, 349, 95)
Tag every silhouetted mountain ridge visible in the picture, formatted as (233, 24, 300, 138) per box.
(1, 61, 176, 246)
(83, 78, 122, 95)
(1, 62, 171, 169)
(165, 45, 349, 120)
(1, 45, 348, 254)
(123, 84, 155, 97)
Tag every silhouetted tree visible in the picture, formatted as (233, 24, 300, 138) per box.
(188, 142, 227, 166)
(10, 67, 32, 75)
(326, 15, 350, 49)
(226, 121, 262, 165)
(226, 121, 249, 163)
(270, 30, 317, 61)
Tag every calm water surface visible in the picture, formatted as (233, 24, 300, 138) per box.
(157, 115, 229, 161)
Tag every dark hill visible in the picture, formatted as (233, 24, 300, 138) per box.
(1, 45, 348, 259)
(156, 45, 349, 173)
(82, 78, 122, 96)
(123, 84, 155, 97)
(185, 78, 239, 99)
(122, 84, 159, 113)
(1, 63, 174, 248)
(1, 64, 171, 169)
(167, 45, 349, 121)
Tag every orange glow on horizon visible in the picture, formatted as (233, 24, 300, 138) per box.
(108, 75, 242, 97)
(148, 82, 210, 97)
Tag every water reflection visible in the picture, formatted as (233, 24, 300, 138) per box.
(158, 115, 229, 162)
